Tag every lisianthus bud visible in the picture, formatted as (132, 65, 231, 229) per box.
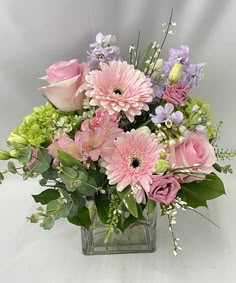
(9, 149, 18, 158)
(0, 150, 11, 160)
(136, 126, 151, 135)
(168, 63, 182, 84)
(7, 133, 28, 147)
(160, 150, 167, 159)
(155, 160, 169, 173)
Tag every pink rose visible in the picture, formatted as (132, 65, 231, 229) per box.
(39, 59, 90, 112)
(168, 131, 217, 183)
(163, 82, 189, 105)
(149, 174, 181, 205)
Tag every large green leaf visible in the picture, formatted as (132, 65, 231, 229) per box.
(67, 206, 91, 230)
(32, 189, 60, 205)
(118, 187, 138, 218)
(57, 150, 86, 172)
(181, 173, 225, 201)
(177, 189, 208, 208)
(95, 194, 110, 224)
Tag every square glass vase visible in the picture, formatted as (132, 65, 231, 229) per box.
(81, 209, 157, 255)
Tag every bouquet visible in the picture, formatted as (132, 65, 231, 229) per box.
(0, 14, 235, 255)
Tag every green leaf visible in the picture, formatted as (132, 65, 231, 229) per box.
(177, 189, 208, 208)
(76, 171, 96, 196)
(42, 168, 59, 180)
(17, 145, 32, 163)
(147, 199, 157, 214)
(118, 187, 138, 218)
(57, 150, 86, 172)
(181, 173, 225, 201)
(41, 215, 55, 230)
(67, 206, 91, 230)
(60, 167, 78, 192)
(95, 194, 110, 224)
(29, 148, 52, 174)
(46, 199, 69, 220)
(138, 42, 153, 71)
(32, 189, 60, 205)
(7, 161, 17, 174)
(0, 172, 4, 181)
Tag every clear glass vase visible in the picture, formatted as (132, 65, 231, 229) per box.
(81, 209, 157, 255)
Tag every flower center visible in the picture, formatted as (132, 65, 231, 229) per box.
(131, 158, 141, 168)
(113, 87, 123, 95)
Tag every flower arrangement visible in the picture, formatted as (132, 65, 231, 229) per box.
(0, 13, 235, 255)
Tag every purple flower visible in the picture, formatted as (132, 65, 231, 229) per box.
(151, 103, 183, 125)
(152, 83, 164, 99)
(182, 63, 205, 88)
(88, 32, 120, 70)
(168, 45, 189, 65)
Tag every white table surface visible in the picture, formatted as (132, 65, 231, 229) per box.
(0, 174, 235, 283)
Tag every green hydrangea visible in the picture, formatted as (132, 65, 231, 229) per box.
(10, 103, 80, 147)
(183, 97, 216, 140)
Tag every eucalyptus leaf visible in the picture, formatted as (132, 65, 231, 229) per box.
(41, 215, 55, 230)
(17, 145, 32, 163)
(32, 189, 60, 205)
(29, 148, 52, 174)
(7, 161, 17, 174)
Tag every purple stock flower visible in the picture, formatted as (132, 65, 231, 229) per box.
(168, 45, 189, 65)
(88, 32, 120, 70)
(150, 103, 183, 125)
(182, 63, 205, 88)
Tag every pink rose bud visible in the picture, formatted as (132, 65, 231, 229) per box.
(149, 174, 181, 205)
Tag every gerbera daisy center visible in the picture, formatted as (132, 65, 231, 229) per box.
(131, 157, 141, 168)
(113, 87, 123, 95)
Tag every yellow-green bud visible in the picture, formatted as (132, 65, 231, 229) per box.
(29, 214, 39, 223)
(9, 149, 18, 158)
(7, 133, 28, 147)
(168, 63, 182, 84)
(0, 150, 11, 160)
(160, 151, 167, 160)
(155, 160, 169, 173)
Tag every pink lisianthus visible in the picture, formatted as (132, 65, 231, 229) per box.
(39, 59, 90, 112)
(163, 82, 189, 105)
(48, 134, 83, 166)
(148, 174, 181, 205)
(25, 148, 38, 169)
(168, 131, 217, 183)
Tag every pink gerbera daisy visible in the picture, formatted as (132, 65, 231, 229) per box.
(85, 61, 154, 122)
(104, 129, 162, 192)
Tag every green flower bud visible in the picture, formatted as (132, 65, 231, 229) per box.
(168, 63, 182, 84)
(7, 133, 28, 147)
(160, 151, 167, 160)
(9, 149, 18, 158)
(0, 150, 11, 160)
(155, 160, 169, 173)
(30, 214, 39, 223)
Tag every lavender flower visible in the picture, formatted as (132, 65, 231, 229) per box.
(182, 63, 205, 88)
(88, 32, 120, 70)
(168, 45, 189, 65)
(151, 103, 183, 125)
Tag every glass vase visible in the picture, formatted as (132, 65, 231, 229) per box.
(81, 209, 157, 255)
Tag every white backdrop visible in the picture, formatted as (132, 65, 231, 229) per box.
(0, 1, 236, 282)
